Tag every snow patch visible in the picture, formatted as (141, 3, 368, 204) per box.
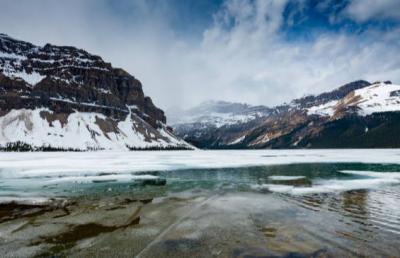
(0, 108, 189, 151)
(353, 83, 400, 116)
(0, 51, 27, 60)
(307, 100, 338, 116)
(229, 135, 245, 145)
(307, 83, 400, 117)
(3, 70, 46, 86)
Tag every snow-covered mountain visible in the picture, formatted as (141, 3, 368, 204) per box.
(0, 34, 191, 150)
(307, 82, 400, 117)
(168, 100, 273, 127)
(172, 80, 400, 149)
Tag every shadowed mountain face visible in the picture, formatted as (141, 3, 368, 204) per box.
(170, 80, 400, 149)
(0, 34, 190, 150)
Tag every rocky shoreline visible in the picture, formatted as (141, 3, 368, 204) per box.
(2, 187, 399, 257)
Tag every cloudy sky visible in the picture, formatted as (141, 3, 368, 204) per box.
(1, 0, 399, 109)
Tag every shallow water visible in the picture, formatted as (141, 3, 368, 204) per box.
(1, 150, 400, 257)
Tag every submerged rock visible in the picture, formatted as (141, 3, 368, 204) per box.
(135, 178, 167, 186)
(267, 176, 312, 187)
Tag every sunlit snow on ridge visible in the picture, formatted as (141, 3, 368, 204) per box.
(307, 82, 400, 117)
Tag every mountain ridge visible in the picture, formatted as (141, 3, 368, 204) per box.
(0, 34, 191, 150)
(171, 80, 400, 149)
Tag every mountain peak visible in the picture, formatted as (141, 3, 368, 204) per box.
(0, 33, 12, 39)
(172, 80, 400, 149)
(0, 34, 190, 150)
(292, 80, 371, 108)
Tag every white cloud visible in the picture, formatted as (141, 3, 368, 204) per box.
(172, 0, 400, 107)
(0, 0, 399, 113)
(344, 0, 400, 22)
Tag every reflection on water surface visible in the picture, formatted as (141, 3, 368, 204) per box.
(1, 162, 400, 257)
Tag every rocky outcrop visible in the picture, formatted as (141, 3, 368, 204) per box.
(0, 34, 191, 150)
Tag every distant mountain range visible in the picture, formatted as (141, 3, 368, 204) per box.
(2, 34, 399, 151)
(0, 34, 191, 150)
(170, 80, 400, 148)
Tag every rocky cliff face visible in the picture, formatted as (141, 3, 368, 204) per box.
(171, 80, 400, 149)
(0, 34, 191, 150)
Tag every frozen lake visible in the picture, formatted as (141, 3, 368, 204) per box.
(1, 149, 400, 257)
(1, 149, 400, 202)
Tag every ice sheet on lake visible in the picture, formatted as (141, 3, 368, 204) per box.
(268, 176, 306, 180)
(261, 177, 399, 195)
(339, 170, 400, 179)
(261, 168, 400, 195)
(1, 149, 400, 199)
(1, 149, 400, 178)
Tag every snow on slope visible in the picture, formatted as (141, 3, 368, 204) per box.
(354, 82, 400, 115)
(181, 112, 265, 128)
(0, 40, 46, 86)
(170, 101, 271, 128)
(0, 34, 109, 86)
(0, 108, 188, 150)
(1, 34, 192, 150)
(307, 100, 338, 116)
(308, 82, 400, 117)
(3, 69, 46, 85)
